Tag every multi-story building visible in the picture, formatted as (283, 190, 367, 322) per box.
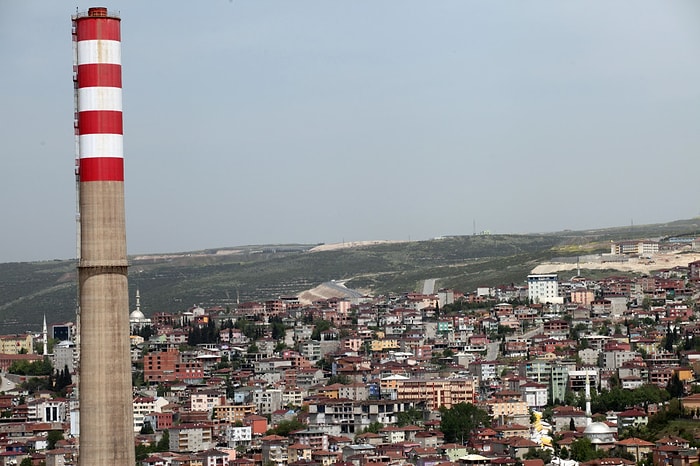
(261, 434, 288, 466)
(214, 404, 257, 424)
(519, 359, 552, 384)
(527, 274, 560, 304)
(519, 382, 548, 410)
(611, 240, 659, 256)
(253, 389, 283, 415)
(27, 398, 68, 423)
(190, 391, 226, 413)
(299, 340, 322, 362)
(133, 396, 169, 433)
(144, 348, 204, 384)
(51, 340, 77, 374)
(599, 350, 638, 371)
(225, 425, 252, 448)
(550, 362, 575, 404)
(390, 377, 478, 410)
(0, 334, 33, 355)
(289, 429, 329, 451)
(169, 424, 214, 453)
(568, 369, 598, 393)
(370, 339, 400, 352)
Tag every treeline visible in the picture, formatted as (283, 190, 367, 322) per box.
(7, 360, 73, 396)
(186, 316, 287, 346)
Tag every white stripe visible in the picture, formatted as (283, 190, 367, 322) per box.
(79, 134, 124, 159)
(77, 40, 121, 65)
(78, 87, 123, 112)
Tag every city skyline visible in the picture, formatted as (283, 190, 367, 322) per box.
(1, 1, 699, 263)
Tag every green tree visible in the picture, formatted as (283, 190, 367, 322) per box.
(140, 421, 155, 435)
(271, 321, 286, 340)
(397, 407, 424, 427)
(156, 430, 170, 451)
(266, 418, 305, 436)
(362, 421, 384, 434)
(569, 437, 596, 462)
(667, 373, 684, 398)
(47, 430, 64, 449)
(524, 447, 552, 464)
(311, 320, 333, 340)
(439, 402, 491, 443)
(326, 375, 351, 386)
(135, 443, 149, 461)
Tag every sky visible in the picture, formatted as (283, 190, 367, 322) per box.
(1, 1, 699, 263)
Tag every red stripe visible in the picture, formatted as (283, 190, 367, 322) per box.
(76, 17, 121, 41)
(77, 64, 122, 88)
(79, 158, 124, 182)
(78, 111, 123, 135)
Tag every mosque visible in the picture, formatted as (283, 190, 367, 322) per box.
(129, 290, 152, 334)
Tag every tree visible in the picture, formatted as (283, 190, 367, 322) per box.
(311, 320, 332, 340)
(667, 373, 684, 398)
(397, 406, 424, 427)
(271, 321, 286, 340)
(140, 421, 155, 435)
(156, 430, 170, 451)
(47, 429, 64, 449)
(266, 418, 305, 436)
(569, 437, 596, 462)
(326, 375, 351, 386)
(362, 421, 384, 434)
(439, 403, 491, 444)
(524, 447, 552, 464)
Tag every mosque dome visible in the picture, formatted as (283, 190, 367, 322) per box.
(583, 422, 615, 444)
(130, 309, 146, 320)
(583, 422, 613, 435)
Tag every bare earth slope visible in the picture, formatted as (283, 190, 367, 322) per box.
(532, 251, 700, 275)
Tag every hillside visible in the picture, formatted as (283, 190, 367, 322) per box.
(1, 218, 699, 334)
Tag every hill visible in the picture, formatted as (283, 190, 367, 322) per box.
(1, 218, 699, 334)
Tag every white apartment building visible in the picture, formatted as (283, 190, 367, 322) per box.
(226, 425, 252, 448)
(527, 274, 561, 304)
(133, 396, 169, 433)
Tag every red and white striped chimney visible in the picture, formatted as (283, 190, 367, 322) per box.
(72, 7, 134, 465)
(75, 7, 123, 182)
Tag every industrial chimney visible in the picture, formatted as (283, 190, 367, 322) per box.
(72, 7, 135, 464)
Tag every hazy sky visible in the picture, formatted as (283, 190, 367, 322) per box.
(1, 1, 699, 263)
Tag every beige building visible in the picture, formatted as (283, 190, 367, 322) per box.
(0, 334, 34, 355)
(169, 424, 214, 453)
(214, 404, 257, 423)
(390, 377, 478, 410)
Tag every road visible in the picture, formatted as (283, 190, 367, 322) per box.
(0, 373, 16, 392)
(422, 278, 437, 295)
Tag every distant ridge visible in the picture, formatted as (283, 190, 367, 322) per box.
(1, 218, 699, 333)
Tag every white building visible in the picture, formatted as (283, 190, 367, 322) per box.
(133, 396, 169, 433)
(28, 398, 68, 423)
(527, 274, 561, 304)
(226, 425, 252, 448)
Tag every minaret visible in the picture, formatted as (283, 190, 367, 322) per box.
(43, 315, 48, 356)
(585, 369, 592, 425)
(72, 7, 135, 465)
